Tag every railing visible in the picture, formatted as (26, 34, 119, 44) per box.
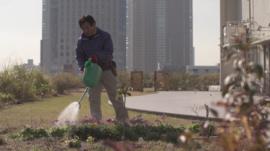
(223, 21, 270, 46)
(223, 22, 247, 47)
(250, 30, 270, 41)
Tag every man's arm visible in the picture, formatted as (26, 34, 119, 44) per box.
(102, 33, 113, 61)
(75, 40, 87, 71)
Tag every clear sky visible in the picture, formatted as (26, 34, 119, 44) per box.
(0, 0, 220, 67)
(193, 0, 220, 65)
(0, 0, 41, 67)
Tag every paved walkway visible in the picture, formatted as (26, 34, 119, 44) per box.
(125, 91, 225, 120)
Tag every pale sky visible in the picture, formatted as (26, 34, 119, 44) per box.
(0, 0, 41, 67)
(0, 0, 220, 67)
(194, 0, 220, 65)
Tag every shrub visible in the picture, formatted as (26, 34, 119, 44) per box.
(178, 28, 269, 151)
(0, 92, 15, 105)
(11, 124, 193, 144)
(116, 71, 219, 91)
(117, 71, 130, 86)
(32, 70, 52, 97)
(166, 73, 181, 90)
(0, 137, 6, 145)
(0, 66, 52, 104)
(49, 127, 68, 138)
(18, 127, 49, 141)
(198, 74, 219, 90)
(68, 124, 119, 141)
(144, 73, 153, 88)
(67, 124, 184, 143)
(0, 66, 35, 102)
(217, 39, 269, 150)
(51, 73, 83, 94)
(86, 136, 95, 144)
(65, 137, 81, 148)
(166, 73, 219, 91)
(188, 124, 200, 133)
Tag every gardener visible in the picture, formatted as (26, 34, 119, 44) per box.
(75, 15, 128, 124)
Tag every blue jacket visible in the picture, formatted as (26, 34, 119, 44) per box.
(75, 28, 113, 71)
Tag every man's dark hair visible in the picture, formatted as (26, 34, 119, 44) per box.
(78, 15, 96, 27)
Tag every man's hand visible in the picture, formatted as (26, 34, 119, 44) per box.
(90, 55, 97, 63)
(80, 68, 84, 74)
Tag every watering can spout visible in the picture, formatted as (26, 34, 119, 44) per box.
(78, 87, 89, 106)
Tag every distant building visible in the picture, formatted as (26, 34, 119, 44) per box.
(186, 65, 220, 75)
(127, 0, 194, 73)
(41, 0, 127, 74)
(22, 59, 39, 70)
(220, 0, 270, 95)
(220, 0, 242, 88)
(242, 0, 270, 95)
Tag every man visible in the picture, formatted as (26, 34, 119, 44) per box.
(75, 15, 128, 123)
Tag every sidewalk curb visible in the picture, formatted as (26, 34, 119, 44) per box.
(108, 100, 222, 122)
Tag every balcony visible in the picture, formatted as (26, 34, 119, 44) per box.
(222, 22, 247, 47)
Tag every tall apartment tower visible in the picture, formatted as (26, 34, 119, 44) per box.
(220, 0, 270, 89)
(41, 0, 126, 73)
(220, 0, 242, 88)
(127, 0, 194, 73)
(242, 0, 270, 27)
(220, 0, 242, 45)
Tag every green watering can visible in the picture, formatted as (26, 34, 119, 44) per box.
(82, 60, 102, 88)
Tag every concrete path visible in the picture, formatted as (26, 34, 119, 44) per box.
(125, 91, 225, 120)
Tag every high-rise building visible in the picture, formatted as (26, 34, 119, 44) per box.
(41, 0, 127, 73)
(127, 0, 194, 73)
(241, 0, 270, 27)
(220, 0, 242, 88)
(220, 0, 270, 94)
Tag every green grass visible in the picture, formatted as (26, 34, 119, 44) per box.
(0, 89, 214, 151)
(0, 89, 191, 131)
